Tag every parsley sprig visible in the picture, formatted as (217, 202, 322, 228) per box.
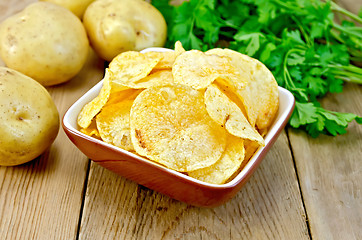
(152, 0, 362, 137)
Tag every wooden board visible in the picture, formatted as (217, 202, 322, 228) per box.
(0, 1, 105, 238)
(0, 48, 105, 238)
(78, 132, 310, 240)
(288, 83, 362, 240)
(0, 0, 361, 239)
(288, 1, 362, 239)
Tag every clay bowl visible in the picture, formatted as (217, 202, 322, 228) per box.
(63, 48, 295, 207)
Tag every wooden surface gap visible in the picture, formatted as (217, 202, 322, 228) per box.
(75, 159, 92, 240)
(285, 129, 313, 240)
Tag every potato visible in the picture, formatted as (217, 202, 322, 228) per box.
(0, 67, 59, 166)
(0, 2, 89, 86)
(83, 0, 167, 61)
(40, 0, 95, 18)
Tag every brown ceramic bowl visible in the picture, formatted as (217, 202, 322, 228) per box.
(63, 48, 295, 207)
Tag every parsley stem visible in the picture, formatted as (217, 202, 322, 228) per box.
(328, 64, 362, 84)
(283, 48, 308, 100)
(328, 64, 362, 74)
(350, 56, 362, 62)
(265, 33, 282, 43)
(329, 30, 362, 59)
(332, 23, 362, 40)
(271, 0, 307, 15)
(330, 29, 345, 44)
(291, 16, 312, 47)
(334, 75, 362, 84)
(301, 62, 362, 81)
(348, 48, 362, 59)
(330, 1, 362, 25)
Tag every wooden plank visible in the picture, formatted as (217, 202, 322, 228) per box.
(0, 1, 105, 238)
(78, 131, 310, 240)
(0, 49, 104, 239)
(288, 1, 362, 239)
(288, 82, 362, 240)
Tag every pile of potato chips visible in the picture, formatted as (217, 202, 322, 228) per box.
(77, 41, 279, 184)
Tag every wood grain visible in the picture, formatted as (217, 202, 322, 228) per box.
(288, 2, 362, 239)
(0, 47, 105, 239)
(78, 132, 310, 240)
(0, 1, 105, 238)
(288, 83, 362, 240)
(1, 0, 361, 239)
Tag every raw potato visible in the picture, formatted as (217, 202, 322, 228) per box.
(83, 0, 167, 61)
(0, 67, 59, 166)
(0, 2, 89, 86)
(40, 0, 95, 18)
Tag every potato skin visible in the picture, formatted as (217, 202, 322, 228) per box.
(83, 0, 167, 61)
(0, 2, 89, 86)
(0, 67, 59, 166)
(40, 0, 95, 18)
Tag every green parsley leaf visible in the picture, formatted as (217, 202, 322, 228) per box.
(152, 0, 362, 137)
(290, 102, 318, 128)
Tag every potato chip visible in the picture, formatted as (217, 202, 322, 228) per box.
(80, 118, 101, 139)
(144, 51, 176, 70)
(204, 84, 265, 146)
(109, 51, 161, 88)
(206, 50, 249, 92)
(96, 89, 142, 151)
(172, 50, 240, 90)
(188, 134, 245, 184)
(106, 88, 142, 106)
(77, 45, 280, 184)
(110, 82, 130, 93)
(206, 48, 279, 132)
(238, 54, 278, 133)
(121, 70, 174, 89)
(174, 41, 185, 56)
(244, 139, 260, 162)
(141, 41, 185, 71)
(213, 79, 248, 119)
(77, 69, 112, 129)
(96, 101, 134, 152)
(130, 84, 226, 172)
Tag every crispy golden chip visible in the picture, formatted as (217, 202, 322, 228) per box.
(106, 88, 142, 106)
(80, 118, 101, 139)
(96, 89, 142, 151)
(244, 139, 260, 162)
(109, 51, 161, 88)
(204, 84, 265, 146)
(77, 69, 112, 129)
(174, 41, 186, 56)
(110, 82, 130, 93)
(172, 50, 240, 90)
(130, 84, 226, 172)
(206, 50, 249, 93)
(238, 54, 279, 132)
(121, 70, 174, 89)
(213, 79, 248, 119)
(144, 51, 176, 70)
(188, 134, 245, 184)
(206, 48, 279, 132)
(96, 100, 134, 152)
(77, 45, 278, 182)
(206, 48, 256, 124)
(142, 41, 185, 71)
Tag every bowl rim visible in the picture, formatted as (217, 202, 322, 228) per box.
(63, 47, 295, 189)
